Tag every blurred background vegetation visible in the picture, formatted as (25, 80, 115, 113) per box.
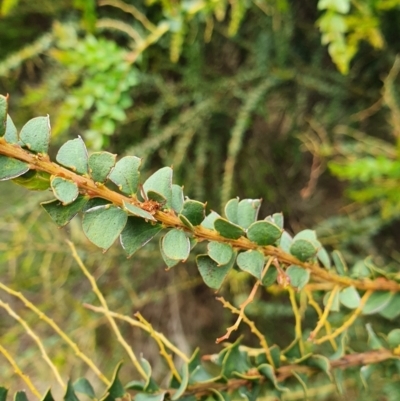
(1, 0, 400, 399)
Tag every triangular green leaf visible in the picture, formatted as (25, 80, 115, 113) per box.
(332, 250, 348, 275)
(214, 218, 245, 239)
(181, 199, 205, 226)
(221, 338, 251, 379)
(366, 323, 384, 350)
(362, 291, 393, 315)
(272, 212, 284, 229)
(207, 241, 234, 266)
(339, 286, 360, 309)
(0, 155, 29, 181)
(64, 380, 80, 401)
(224, 198, 239, 224)
(286, 265, 310, 290)
(41, 196, 89, 227)
(51, 176, 79, 205)
(20, 115, 51, 154)
(201, 211, 220, 229)
(56, 136, 89, 175)
(73, 378, 96, 399)
(14, 392, 29, 401)
(143, 167, 173, 209)
(179, 214, 194, 230)
(161, 229, 190, 261)
(101, 362, 125, 401)
(123, 201, 156, 221)
(196, 254, 234, 290)
(139, 357, 159, 392)
(279, 231, 293, 253)
(89, 151, 116, 183)
(290, 239, 318, 262)
(41, 389, 54, 401)
(236, 249, 265, 280)
(247, 221, 282, 246)
(317, 246, 331, 269)
(82, 205, 128, 250)
(4, 115, 18, 144)
(171, 184, 184, 213)
(171, 363, 189, 400)
(380, 293, 400, 320)
(0, 388, 7, 401)
(237, 198, 261, 229)
(120, 216, 162, 257)
(109, 156, 141, 196)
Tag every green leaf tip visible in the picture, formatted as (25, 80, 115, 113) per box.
(19, 115, 51, 154)
(290, 239, 318, 262)
(56, 136, 89, 175)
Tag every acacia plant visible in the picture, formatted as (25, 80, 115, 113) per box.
(1, 93, 400, 400)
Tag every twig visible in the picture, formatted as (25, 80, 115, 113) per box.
(67, 241, 148, 380)
(96, 18, 144, 44)
(287, 287, 305, 356)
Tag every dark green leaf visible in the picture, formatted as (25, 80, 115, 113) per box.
(56, 137, 89, 175)
(171, 184, 184, 213)
(14, 392, 29, 401)
(0, 388, 7, 401)
(143, 167, 173, 208)
(41, 196, 89, 227)
(82, 205, 128, 250)
(246, 221, 282, 245)
(20, 116, 51, 154)
(102, 361, 125, 401)
(139, 357, 159, 392)
(109, 156, 141, 196)
(362, 291, 393, 315)
(201, 211, 220, 229)
(64, 380, 80, 401)
(41, 389, 54, 401)
(305, 355, 332, 380)
(179, 214, 194, 229)
(74, 378, 96, 399)
(237, 198, 261, 229)
(286, 265, 310, 290)
(12, 170, 51, 190)
(261, 265, 278, 287)
(181, 200, 205, 226)
(224, 198, 239, 224)
(196, 254, 234, 290)
(51, 176, 79, 205)
(4, 115, 18, 144)
(123, 201, 156, 221)
(0, 94, 7, 136)
(290, 239, 318, 262)
(236, 250, 265, 280)
(339, 286, 360, 309)
(89, 151, 116, 183)
(214, 218, 245, 239)
(207, 241, 234, 266)
(171, 363, 189, 400)
(161, 229, 190, 261)
(258, 364, 289, 392)
(0, 155, 29, 181)
(380, 293, 400, 320)
(221, 338, 251, 379)
(120, 217, 162, 257)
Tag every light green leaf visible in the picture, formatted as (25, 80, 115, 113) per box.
(380, 293, 400, 320)
(237, 198, 261, 229)
(12, 170, 51, 190)
(0, 155, 29, 181)
(339, 286, 360, 309)
(82, 205, 128, 250)
(89, 151, 116, 183)
(221, 339, 251, 379)
(332, 250, 347, 275)
(171, 184, 184, 213)
(318, 0, 350, 13)
(290, 239, 318, 262)
(143, 167, 173, 208)
(51, 177, 79, 205)
(64, 381, 80, 401)
(214, 218, 245, 239)
(272, 212, 284, 229)
(0, 94, 7, 136)
(317, 247, 331, 269)
(134, 394, 166, 401)
(360, 365, 375, 389)
(224, 198, 239, 224)
(366, 323, 384, 350)
(161, 229, 190, 261)
(5, 115, 18, 144)
(201, 211, 220, 229)
(362, 291, 394, 315)
(41, 196, 89, 227)
(181, 200, 205, 226)
(56, 136, 88, 175)
(19, 115, 50, 154)
(196, 254, 234, 290)
(247, 221, 282, 246)
(179, 214, 194, 230)
(160, 238, 180, 269)
(279, 231, 293, 253)
(109, 156, 141, 196)
(323, 289, 340, 312)
(207, 241, 234, 266)
(388, 329, 400, 349)
(73, 378, 95, 399)
(120, 217, 162, 257)
(236, 250, 265, 280)
(286, 265, 310, 290)
(123, 201, 156, 222)
(258, 364, 289, 392)
(171, 363, 189, 400)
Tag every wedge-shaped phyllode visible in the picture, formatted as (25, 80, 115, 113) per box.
(171, 184, 184, 213)
(237, 198, 261, 229)
(237, 249, 265, 280)
(224, 197, 239, 224)
(123, 201, 156, 221)
(109, 156, 141, 196)
(286, 265, 310, 290)
(207, 241, 234, 266)
(196, 254, 234, 290)
(41, 196, 89, 227)
(82, 205, 128, 251)
(0, 156, 29, 181)
(143, 167, 173, 209)
(120, 217, 162, 257)
(159, 237, 180, 269)
(201, 211, 220, 229)
(161, 229, 190, 261)
(0, 94, 7, 136)
(51, 177, 79, 205)
(56, 136, 89, 175)
(88, 151, 116, 183)
(180, 199, 205, 226)
(4, 115, 18, 144)
(247, 221, 282, 246)
(19, 115, 51, 154)
(214, 218, 245, 239)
